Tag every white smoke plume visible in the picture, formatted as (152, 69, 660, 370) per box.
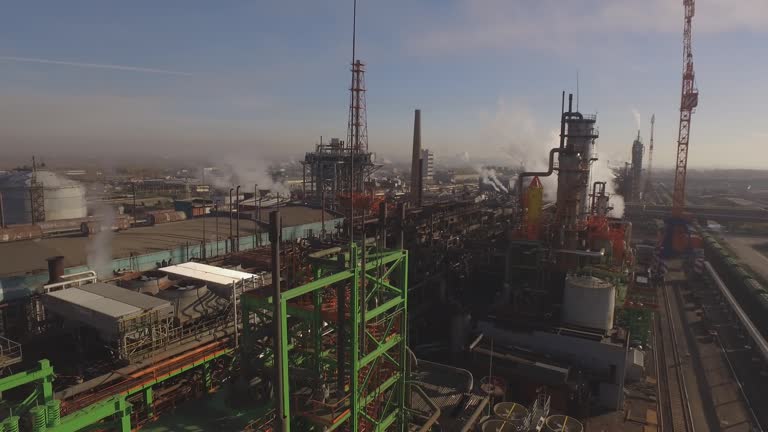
(591, 156, 624, 217)
(205, 157, 289, 196)
(479, 99, 561, 199)
(477, 166, 509, 193)
(632, 108, 641, 132)
(86, 203, 116, 279)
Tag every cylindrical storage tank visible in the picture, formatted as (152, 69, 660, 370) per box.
(493, 402, 529, 427)
(563, 276, 616, 332)
(80, 215, 131, 235)
(157, 279, 223, 324)
(29, 405, 47, 432)
(3, 416, 20, 432)
(46, 399, 61, 426)
(0, 170, 86, 225)
(545, 415, 583, 432)
(122, 270, 169, 295)
(481, 419, 517, 432)
(0, 224, 43, 242)
(147, 210, 187, 225)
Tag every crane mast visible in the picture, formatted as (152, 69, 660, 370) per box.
(645, 114, 655, 199)
(672, 0, 699, 217)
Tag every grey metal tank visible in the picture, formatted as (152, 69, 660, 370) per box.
(156, 279, 226, 325)
(544, 415, 583, 432)
(0, 170, 86, 224)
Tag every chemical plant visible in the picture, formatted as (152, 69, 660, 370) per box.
(2, 1, 768, 431)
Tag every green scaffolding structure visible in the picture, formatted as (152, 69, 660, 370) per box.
(0, 360, 132, 431)
(241, 243, 409, 431)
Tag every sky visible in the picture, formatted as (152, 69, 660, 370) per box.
(0, 0, 767, 169)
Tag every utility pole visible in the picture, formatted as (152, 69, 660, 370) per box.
(270, 211, 287, 432)
(229, 188, 234, 253)
(236, 185, 241, 252)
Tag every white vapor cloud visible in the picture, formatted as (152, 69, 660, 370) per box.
(408, 0, 768, 54)
(0, 56, 192, 76)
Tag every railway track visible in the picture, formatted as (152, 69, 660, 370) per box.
(657, 279, 695, 432)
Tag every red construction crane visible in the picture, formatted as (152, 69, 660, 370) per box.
(662, 0, 699, 255)
(672, 0, 699, 216)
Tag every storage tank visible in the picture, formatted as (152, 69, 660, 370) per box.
(156, 279, 224, 324)
(0, 170, 86, 224)
(121, 270, 169, 295)
(493, 402, 529, 428)
(147, 210, 187, 225)
(481, 419, 518, 432)
(544, 415, 583, 432)
(563, 275, 615, 332)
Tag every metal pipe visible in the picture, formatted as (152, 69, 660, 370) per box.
(395, 202, 405, 250)
(236, 185, 241, 252)
(131, 183, 136, 226)
(410, 384, 441, 432)
(410, 109, 422, 204)
(517, 147, 563, 207)
(378, 201, 387, 250)
(459, 397, 490, 432)
(0, 191, 5, 228)
(270, 211, 287, 431)
(228, 188, 234, 253)
(215, 204, 219, 257)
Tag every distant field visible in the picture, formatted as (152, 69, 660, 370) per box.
(721, 234, 768, 287)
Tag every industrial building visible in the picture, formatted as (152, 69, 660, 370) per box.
(5, 0, 766, 430)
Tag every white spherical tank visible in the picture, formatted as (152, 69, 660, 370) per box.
(563, 275, 615, 332)
(0, 170, 86, 224)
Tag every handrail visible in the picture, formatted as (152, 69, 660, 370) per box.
(410, 384, 440, 432)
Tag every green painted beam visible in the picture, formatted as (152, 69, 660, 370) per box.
(375, 409, 399, 431)
(365, 297, 404, 322)
(361, 373, 402, 407)
(359, 335, 402, 369)
(47, 396, 131, 432)
(0, 360, 53, 394)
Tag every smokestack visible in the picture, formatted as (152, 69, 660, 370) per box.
(46, 256, 64, 284)
(410, 109, 422, 205)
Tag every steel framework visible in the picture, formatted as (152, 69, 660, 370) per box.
(241, 244, 409, 431)
(672, 0, 698, 217)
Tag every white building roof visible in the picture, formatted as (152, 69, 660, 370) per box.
(159, 262, 256, 286)
(47, 288, 143, 319)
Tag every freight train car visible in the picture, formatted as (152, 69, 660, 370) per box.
(701, 231, 768, 339)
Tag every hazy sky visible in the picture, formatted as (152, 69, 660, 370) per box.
(0, 1, 766, 168)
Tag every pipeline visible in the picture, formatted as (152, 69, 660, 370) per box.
(411, 384, 441, 432)
(459, 397, 490, 432)
(517, 147, 562, 207)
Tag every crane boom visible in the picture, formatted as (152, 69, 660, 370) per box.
(672, 0, 699, 216)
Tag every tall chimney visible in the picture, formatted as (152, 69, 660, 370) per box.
(46, 256, 64, 284)
(410, 109, 422, 205)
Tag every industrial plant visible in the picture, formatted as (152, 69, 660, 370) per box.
(2, 1, 768, 432)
